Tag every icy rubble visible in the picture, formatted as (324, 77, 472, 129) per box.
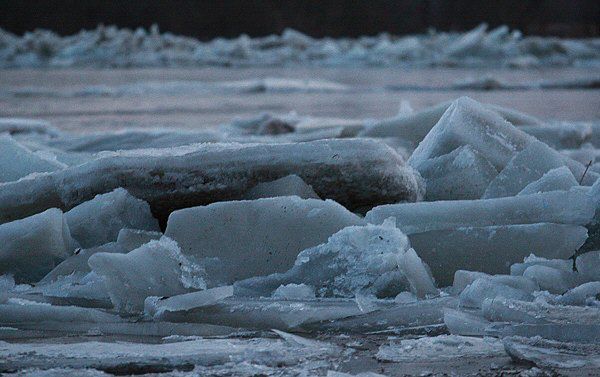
(0, 139, 423, 225)
(2, 24, 598, 68)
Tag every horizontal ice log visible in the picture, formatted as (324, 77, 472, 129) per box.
(0, 208, 77, 283)
(417, 145, 498, 200)
(232, 220, 411, 298)
(0, 139, 424, 225)
(0, 118, 61, 137)
(65, 188, 160, 248)
(482, 298, 600, 325)
(576, 250, 600, 281)
(166, 197, 363, 284)
(0, 300, 121, 324)
(116, 228, 162, 251)
(459, 278, 533, 309)
(558, 282, 600, 306)
(517, 166, 578, 195)
(0, 135, 64, 183)
(482, 140, 566, 199)
(365, 189, 594, 234)
(443, 308, 492, 336)
(408, 223, 587, 286)
(243, 174, 320, 200)
(88, 237, 207, 313)
(452, 270, 538, 295)
(510, 254, 573, 276)
(523, 265, 582, 294)
(503, 336, 600, 369)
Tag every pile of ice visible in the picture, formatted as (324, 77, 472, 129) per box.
(1, 23, 599, 69)
(1, 96, 600, 374)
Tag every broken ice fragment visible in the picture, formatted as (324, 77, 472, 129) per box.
(145, 285, 234, 318)
(88, 237, 206, 312)
(459, 278, 533, 309)
(0, 208, 76, 283)
(558, 282, 600, 306)
(510, 254, 573, 276)
(523, 265, 581, 294)
(0, 135, 63, 183)
(65, 188, 160, 248)
(272, 284, 316, 300)
(233, 219, 411, 298)
(503, 336, 600, 369)
(116, 228, 162, 251)
(243, 174, 320, 200)
(166, 197, 363, 284)
(517, 166, 578, 195)
(576, 250, 600, 281)
(453, 270, 538, 295)
(398, 248, 438, 298)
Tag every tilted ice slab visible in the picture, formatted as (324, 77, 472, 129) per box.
(0, 135, 64, 183)
(517, 166, 578, 195)
(503, 336, 600, 369)
(88, 237, 207, 312)
(0, 139, 423, 225)
(366, 189, 594, 235)
(65, 188, 160, 248)
(243, 174, 320, 200)
(0, 208, 77, 283)
(166, 197, 363, 284)
(233, 220, 429, 298)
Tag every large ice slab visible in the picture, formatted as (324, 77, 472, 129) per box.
(233, 220, 413, 298)
(0, 139, 423, 225)
(65, 188, 160, 248)
(366, 189, 594, 234)
(0, 208, 76, 283)
(0, 135, 64, 183)
(88, 237, 206, 312)
(166, 197, 363, 284)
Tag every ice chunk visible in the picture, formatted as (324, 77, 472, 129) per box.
(272, 284, 316, 300)
(453, 270, 538, 295)
(233, 220, 411, 298)
(483, 141, 566, 198)
(33, 271, 110, 304)
(517, 166, 578, 195)
(38, 242, 126, 285)
(376, 335, 504, 362)
(0, 139, 423, 225)
(65, 188, 159, 248)
(459, 278, 533, 309)
(398, 248, 438, 298)
(145, 285, 234, 318)
(409, 223, 586, 286)
(408, 97, 535, 172)
(116, 228, 162, 251)
(417, 145, 498, 200)
(504, 336, 600, 369)
(558, 282, 600, 306)
(520, 123, 592, 149)
(0, 275, 15, 303)
(443, 308, 492, 337)
(576, 250, 600, 281)
(0, 135, 63, 183)
(88, 237, 206, 312)
(510, 254, 573, 276)
(366, 189, 594, 234)
(166, 197, 363, 285)
(243, 174, 320, 200)
(523, 265, 581, 294)
(0, 208, 76, 283)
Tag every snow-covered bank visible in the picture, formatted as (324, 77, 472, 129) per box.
(1, 23, 599, 69)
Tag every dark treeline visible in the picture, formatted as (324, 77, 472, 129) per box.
(1, 0, 598, 38)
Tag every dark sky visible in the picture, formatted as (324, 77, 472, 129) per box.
(1, 0, 598, 38)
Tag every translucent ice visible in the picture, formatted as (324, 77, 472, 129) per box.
(88, 237, 206, 312)
(0, 208, 76, 283)
(115, 228, 162, 251)
(453, 270, 538, 295)
(459, 278, 533, 309)
(243, 174, 320, 200)
(517, 166, 578, 195)
(558, 282, 600, 306)
(166, 197, 363, 284)
(523, 265, 581, 294)
(0, 135, 63, 183)
(398, 248, 438, 298)
(145, 285, 234, 319)
(510, 254, 573, 276)
(65, 188, 160, 248)
(233, 220, 411, 298)
(504, 336, 600, 369)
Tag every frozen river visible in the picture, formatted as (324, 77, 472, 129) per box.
(0, 67, 598, 133)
